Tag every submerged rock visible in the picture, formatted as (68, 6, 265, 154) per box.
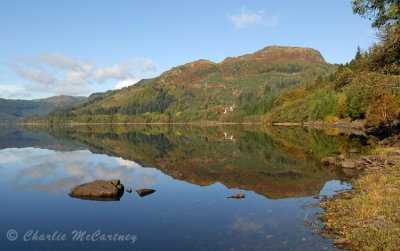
(227, 193, 246, 199)
(69, 179, 124, 200)
(136, 189, 156, 197)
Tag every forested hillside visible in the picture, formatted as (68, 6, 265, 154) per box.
(43, 46, 335, 123)
(0, 95, 86, 122)
(266, 10, 400, 125)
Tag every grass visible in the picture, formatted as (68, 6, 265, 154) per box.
(319, 146, 400, 250)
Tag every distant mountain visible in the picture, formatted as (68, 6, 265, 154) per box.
(0, 95, 87, 122)
(45, 46, 336, 123)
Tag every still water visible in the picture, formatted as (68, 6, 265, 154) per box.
(0, 125, 362, 250)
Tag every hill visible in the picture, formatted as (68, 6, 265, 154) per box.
(265, 28, 400, 125)
(0, 95, 87, 122)
(45, 46, 336, 123)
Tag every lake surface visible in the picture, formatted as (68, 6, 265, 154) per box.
(0, 125, 363, 250)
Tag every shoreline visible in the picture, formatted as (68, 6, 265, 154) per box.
(319, 144, 400, 250)
(14, 119, 370, 128)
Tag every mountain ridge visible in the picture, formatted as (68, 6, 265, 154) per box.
(0, 95, 87, 122)
(39, 45, 336, 123)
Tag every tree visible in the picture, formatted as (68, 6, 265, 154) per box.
(355, 45, 362, 60)
(352, 0, 400, 29)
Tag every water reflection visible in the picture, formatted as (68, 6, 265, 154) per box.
(0, 125, 363, 199)
(3, 149, 157, 195)
(0, 125, 358, 250)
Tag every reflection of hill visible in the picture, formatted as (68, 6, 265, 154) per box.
(0, 126, 84, 151)
(44, 125, 344, 199)
(260, 126, 368, 160)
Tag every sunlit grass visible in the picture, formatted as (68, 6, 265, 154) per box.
(320, 146, 400, 250)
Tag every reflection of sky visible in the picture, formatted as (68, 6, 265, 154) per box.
(0, 148, 158, 194)
(0, 146, 346, 250)
(319, 180, 351, 197)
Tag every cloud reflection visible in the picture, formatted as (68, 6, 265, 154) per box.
(231, 217, 264, 232)
(4, 149, 158, 195)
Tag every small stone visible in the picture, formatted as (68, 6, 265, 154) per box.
(386, 159, 396, 166)
(136, 189, 156, 197)
(227, 193, 246, 199)
(387, 151, 400, 156)
(355, 160, 366, 170)
(338, 160, 357, 169)
(336, 155, 345, 161)
(377, 215, 386, 221)
(321, 157, 336, 166)
(126, 187, 133, 193)
(348, 148, 360, 154)
(361, 156, 373, 164)
(334, 238, 349, 246)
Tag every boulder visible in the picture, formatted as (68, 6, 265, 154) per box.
(69, 179, 124, 200)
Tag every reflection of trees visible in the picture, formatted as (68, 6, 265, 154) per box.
(41, 125, 349, 199)
(1, 125, 364, 198)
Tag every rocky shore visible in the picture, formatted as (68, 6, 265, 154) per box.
(321, 154, 396, 172)
(318, 146, 400, 250)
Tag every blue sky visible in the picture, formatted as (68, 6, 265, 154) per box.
(0, 0, 376, 99)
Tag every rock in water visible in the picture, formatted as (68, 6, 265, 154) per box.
(136, 189, 156, 197)
(126, 187, 133, 193)
(227, 193, 246, 199)
(69, 179, 124, 201)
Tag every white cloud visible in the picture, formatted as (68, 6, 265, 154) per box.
(95, 58, 157, 89)
(115, 78, 141, 89)
(0, 84, 32, 99)
(12, 53, 95, 96)
(95, 61, 133, 83)
(228, 8, 279, 29)
(64, 63, 94, 85)
(15, 53, 83, 70)
(8, 54, 157, 98)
